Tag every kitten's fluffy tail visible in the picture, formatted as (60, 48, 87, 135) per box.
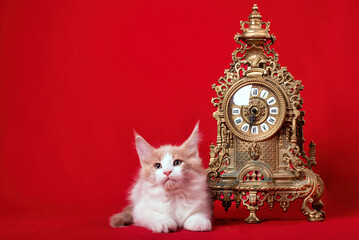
(109, 205, 134, 227)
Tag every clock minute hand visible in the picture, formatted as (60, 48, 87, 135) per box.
(249, 112, 256, 128)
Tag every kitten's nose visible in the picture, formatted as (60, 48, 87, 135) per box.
(163, 171, 172, 176)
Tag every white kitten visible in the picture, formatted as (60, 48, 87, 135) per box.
(110, 123, 212, 233)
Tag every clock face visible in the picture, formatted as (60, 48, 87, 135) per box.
(224, 79, 286, 141)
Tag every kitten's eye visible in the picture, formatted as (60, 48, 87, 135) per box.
(173, 160, 182, 166)
(154, 163, 162, 169)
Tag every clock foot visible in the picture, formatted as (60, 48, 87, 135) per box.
(245, 211, 261, 223)
(301, 174, 325, 222)
(242, 190, 263, 223)
(307, 216, 324, 222)
(306, 199, 325, 222)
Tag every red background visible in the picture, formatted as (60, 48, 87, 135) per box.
(1, 0, 359, 239)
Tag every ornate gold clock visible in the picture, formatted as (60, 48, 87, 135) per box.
(207, 5, 325, 223)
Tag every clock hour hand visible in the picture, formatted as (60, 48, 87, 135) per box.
(249, 108, 258, 128)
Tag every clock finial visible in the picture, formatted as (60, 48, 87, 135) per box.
(249, 4, 262, 21)
(235, 4, 272, 46)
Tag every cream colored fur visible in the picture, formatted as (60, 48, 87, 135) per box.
(110, 123, 212, 232)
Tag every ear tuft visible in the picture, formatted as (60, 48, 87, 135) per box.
(134, 132, 154, 165)
(181, 122, 200, 157)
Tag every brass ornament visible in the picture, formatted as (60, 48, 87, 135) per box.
(207, 4, 325, 223)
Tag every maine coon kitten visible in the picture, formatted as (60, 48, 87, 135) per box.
(109, 123, 212, 232)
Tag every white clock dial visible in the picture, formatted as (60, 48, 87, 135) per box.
(233, 85, 252, 106)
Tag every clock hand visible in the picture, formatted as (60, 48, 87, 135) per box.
(249, 112, 255, 128)
(249, 108, 258, 128)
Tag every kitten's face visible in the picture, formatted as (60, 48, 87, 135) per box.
(135, 123, 203, 190)
(150, 147, 189, 190)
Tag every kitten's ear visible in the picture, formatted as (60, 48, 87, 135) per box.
(134, 131, 154, 165)
(181, 122, 200, 157)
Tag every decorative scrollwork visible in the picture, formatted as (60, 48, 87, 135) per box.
(284, 80, 304, 96)
(234, 34, 247, 54)
(207, 122, 233, 184)
(263, 34, 278, 62)
(208, 143, 225, 184)
(274, 193, 299, 211)
(211, 69, 240, 108)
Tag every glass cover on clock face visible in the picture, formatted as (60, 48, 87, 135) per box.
(226, 81, 285, 141)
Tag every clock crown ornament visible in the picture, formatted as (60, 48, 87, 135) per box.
(236, 4, 271, 46)
(231, 4, 279, 78)
(207, 4, 325, 224)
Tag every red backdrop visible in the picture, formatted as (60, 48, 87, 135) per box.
(1, 0, 359, 239)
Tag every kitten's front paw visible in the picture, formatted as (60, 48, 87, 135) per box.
(184, 215, 212, 232)
(151, 219, 177, 233)
(109, 214, 125, 228)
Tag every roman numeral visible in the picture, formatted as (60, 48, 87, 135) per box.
(267, 97, 276, 105)
(260, 123, 269, 132)
(234, 117, 243, 125)
(232, 108, 240, 115)
(241, 123, 249, 132)
(251, 88, 258, 96)
(267, 116, 276, 125)
(260, 90, 269, 99)
(251, 126, 258, 135)
(270, 107, 278, 114)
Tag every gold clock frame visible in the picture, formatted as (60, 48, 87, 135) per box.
(207, 4, 325, 223)
(223, 78, 286, 142)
